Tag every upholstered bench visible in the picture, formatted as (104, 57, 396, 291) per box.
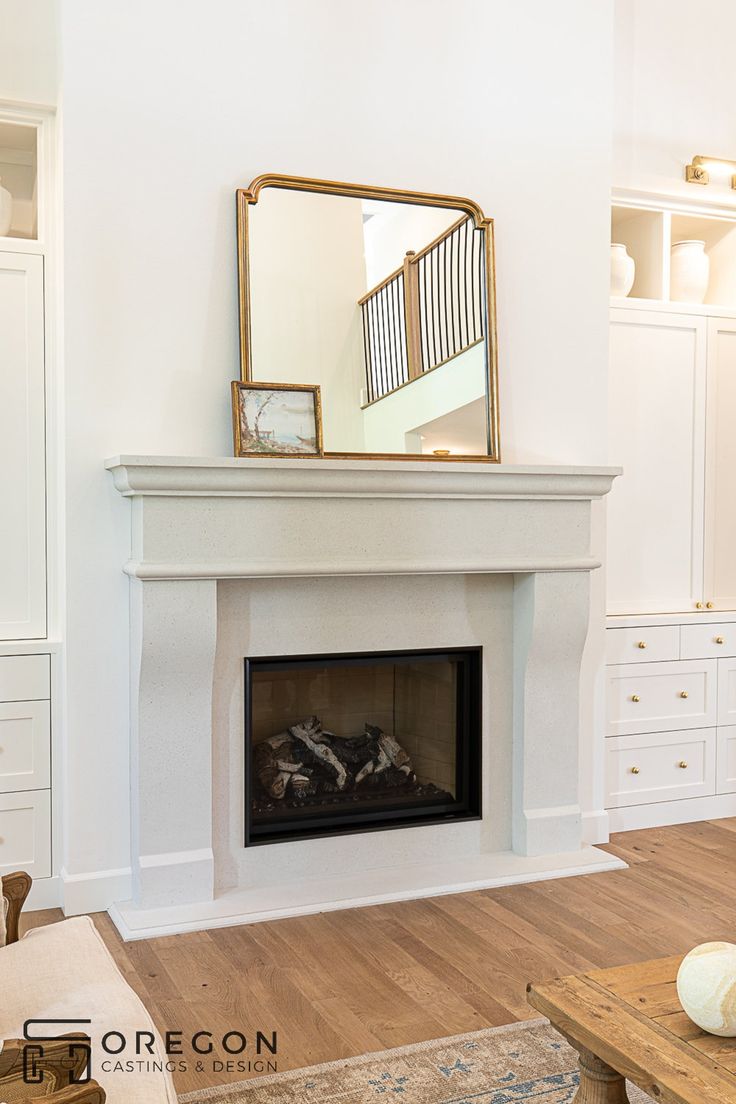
(0, 872, 176, 1103)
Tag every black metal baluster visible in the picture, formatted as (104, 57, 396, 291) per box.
(395, 276, 399, 393)
(399, 271, 409, 380)
(429, 246, 438, 370)
(450, 225, 458, 357)
(368, 298, 379, 399)
(462, 219, 470, 350)
(442, 236, 450, 364)
(361, 304, 372, 403)
(477, 227, 484, 338)
(380, 285, 390, 396)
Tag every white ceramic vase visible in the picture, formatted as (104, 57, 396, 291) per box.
(671, 240, 709, 303)
(0, 180, 11, 237)
(610, 243, 635, 297)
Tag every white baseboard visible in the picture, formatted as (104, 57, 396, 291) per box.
(580, 809, 610, 846)
(109, 845, 627, 941)
(60, 866, 132, 915)
(608, 793, 736, 833)
(26, 875, 62, 911)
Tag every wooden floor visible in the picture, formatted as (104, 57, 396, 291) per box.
(22, 819, 736, 1094)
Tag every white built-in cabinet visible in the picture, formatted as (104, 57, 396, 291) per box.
(606, 194, 736, 831)
(607, 310, 706, 616)
(0, 253, 46, 639)
(0, 109, 54, 889)
(608, 313, 736, 616)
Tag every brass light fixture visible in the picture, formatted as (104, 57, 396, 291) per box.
(686, 155, 736, 189)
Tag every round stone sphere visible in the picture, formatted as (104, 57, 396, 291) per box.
(677, 942, 736, 1036)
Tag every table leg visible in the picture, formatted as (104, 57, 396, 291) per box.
(573, 1046, 630, 1104)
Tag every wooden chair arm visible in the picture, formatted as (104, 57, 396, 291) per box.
(2, 869, 32, 944)
(28, 1081, 106, 1103)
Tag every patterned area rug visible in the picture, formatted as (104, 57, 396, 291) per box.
(179, 1019, 652, 1103)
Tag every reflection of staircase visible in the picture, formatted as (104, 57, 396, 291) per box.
(359, 215, 486, 404)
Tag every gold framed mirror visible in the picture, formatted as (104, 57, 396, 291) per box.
(236, 174, 499, 461)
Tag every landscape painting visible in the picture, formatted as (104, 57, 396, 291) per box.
(231, 381, 323, 457)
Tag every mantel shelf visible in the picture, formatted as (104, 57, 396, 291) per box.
(105, 455, 620, 502)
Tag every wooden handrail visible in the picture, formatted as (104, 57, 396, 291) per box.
(357, 213, 469, 306)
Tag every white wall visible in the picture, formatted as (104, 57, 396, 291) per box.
(57, 0, 614, 899)
(0, 0, 57, 105)
(614, 0, 736, 202)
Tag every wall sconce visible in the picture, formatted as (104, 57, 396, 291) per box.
(686, 155, 736, 189)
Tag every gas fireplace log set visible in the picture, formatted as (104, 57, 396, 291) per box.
(254, 715, 453, 812)
(245, 648, 482, 844)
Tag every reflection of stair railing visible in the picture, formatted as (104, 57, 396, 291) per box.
(358, 215, 486, 404)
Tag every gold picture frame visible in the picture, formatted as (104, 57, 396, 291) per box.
(236, 173, 500, 462)
(231, 380, 324, 458)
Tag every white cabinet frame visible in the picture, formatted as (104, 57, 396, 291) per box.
(0, 252, 46, 639)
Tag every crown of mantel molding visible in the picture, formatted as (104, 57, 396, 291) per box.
(105, 455, 620, 501)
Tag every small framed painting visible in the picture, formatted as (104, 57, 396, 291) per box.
(231, 381, 324, 458)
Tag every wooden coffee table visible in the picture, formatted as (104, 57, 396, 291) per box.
(527, 955, 736, 1103)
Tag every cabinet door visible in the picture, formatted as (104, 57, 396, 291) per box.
(0, 253, 46, 639)
(704, 319, 736, 610)
(607, 310, 706, 615)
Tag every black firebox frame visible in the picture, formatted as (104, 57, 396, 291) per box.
(244, 646, 482, 846)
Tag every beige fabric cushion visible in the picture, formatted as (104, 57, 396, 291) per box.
(0, 915, 176, 1103)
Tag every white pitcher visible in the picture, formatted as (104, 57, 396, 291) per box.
(0, 179, 12, 237)
(610, 243, 635, 297)
(671, 240, 709, 303)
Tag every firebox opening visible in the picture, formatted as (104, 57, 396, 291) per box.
(244, 647, 482, 845)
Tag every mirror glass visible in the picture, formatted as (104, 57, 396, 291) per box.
(240, 180, 498, 459)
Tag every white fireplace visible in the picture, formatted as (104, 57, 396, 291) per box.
(105, 456, 624, 940)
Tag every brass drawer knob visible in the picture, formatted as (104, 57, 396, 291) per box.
(716, 636, 725, 645)
(707, 602, 714, 609)
(679, 761, 688, 769)
(696, 602, 704, 609)
(637, 641, 647, 649)
(631, 766, 640, 775)
(631, 694, 641, 702)
(680, 691, 689, 699)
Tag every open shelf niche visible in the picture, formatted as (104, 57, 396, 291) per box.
(0, 121, 38, 240)
(612, 199, 736, 311)
(611, 205, 666, 300)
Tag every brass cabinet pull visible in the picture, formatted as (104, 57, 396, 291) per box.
(716, 636, 725, 644)
(706, 601, 714, 609)
(696, 602, 704, 609)
(637, 641, 647, 649)
(630, 766, 640, 774)
(680, 691, 689, 699)
(678, 760, 688, 769)
(631, 694, 640, 702)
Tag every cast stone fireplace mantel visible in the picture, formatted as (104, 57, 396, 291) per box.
(105, 455, 624, 940)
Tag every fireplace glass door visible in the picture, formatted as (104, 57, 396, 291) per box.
(245, 647, 481, 844)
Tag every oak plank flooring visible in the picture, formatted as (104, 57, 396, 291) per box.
(19, 818, 736, 1095)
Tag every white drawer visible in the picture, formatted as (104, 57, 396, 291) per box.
(681, 623, 736, 660)
(0, 790, 50, 878)
(0, 700, 50, 793)
(718, 658, 736, 726)
(607, 659, 717, 736)
(606, 626, 680, 665)
(606, 729, 716, 808)
(717, 726, 736, 794)
(0, 655, 50, 702)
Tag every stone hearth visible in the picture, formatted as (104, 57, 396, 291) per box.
(105, 456, 624, 940)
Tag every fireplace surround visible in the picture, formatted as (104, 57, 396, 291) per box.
(245, 647, 482, 844)
(105, 456, 625, 940)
